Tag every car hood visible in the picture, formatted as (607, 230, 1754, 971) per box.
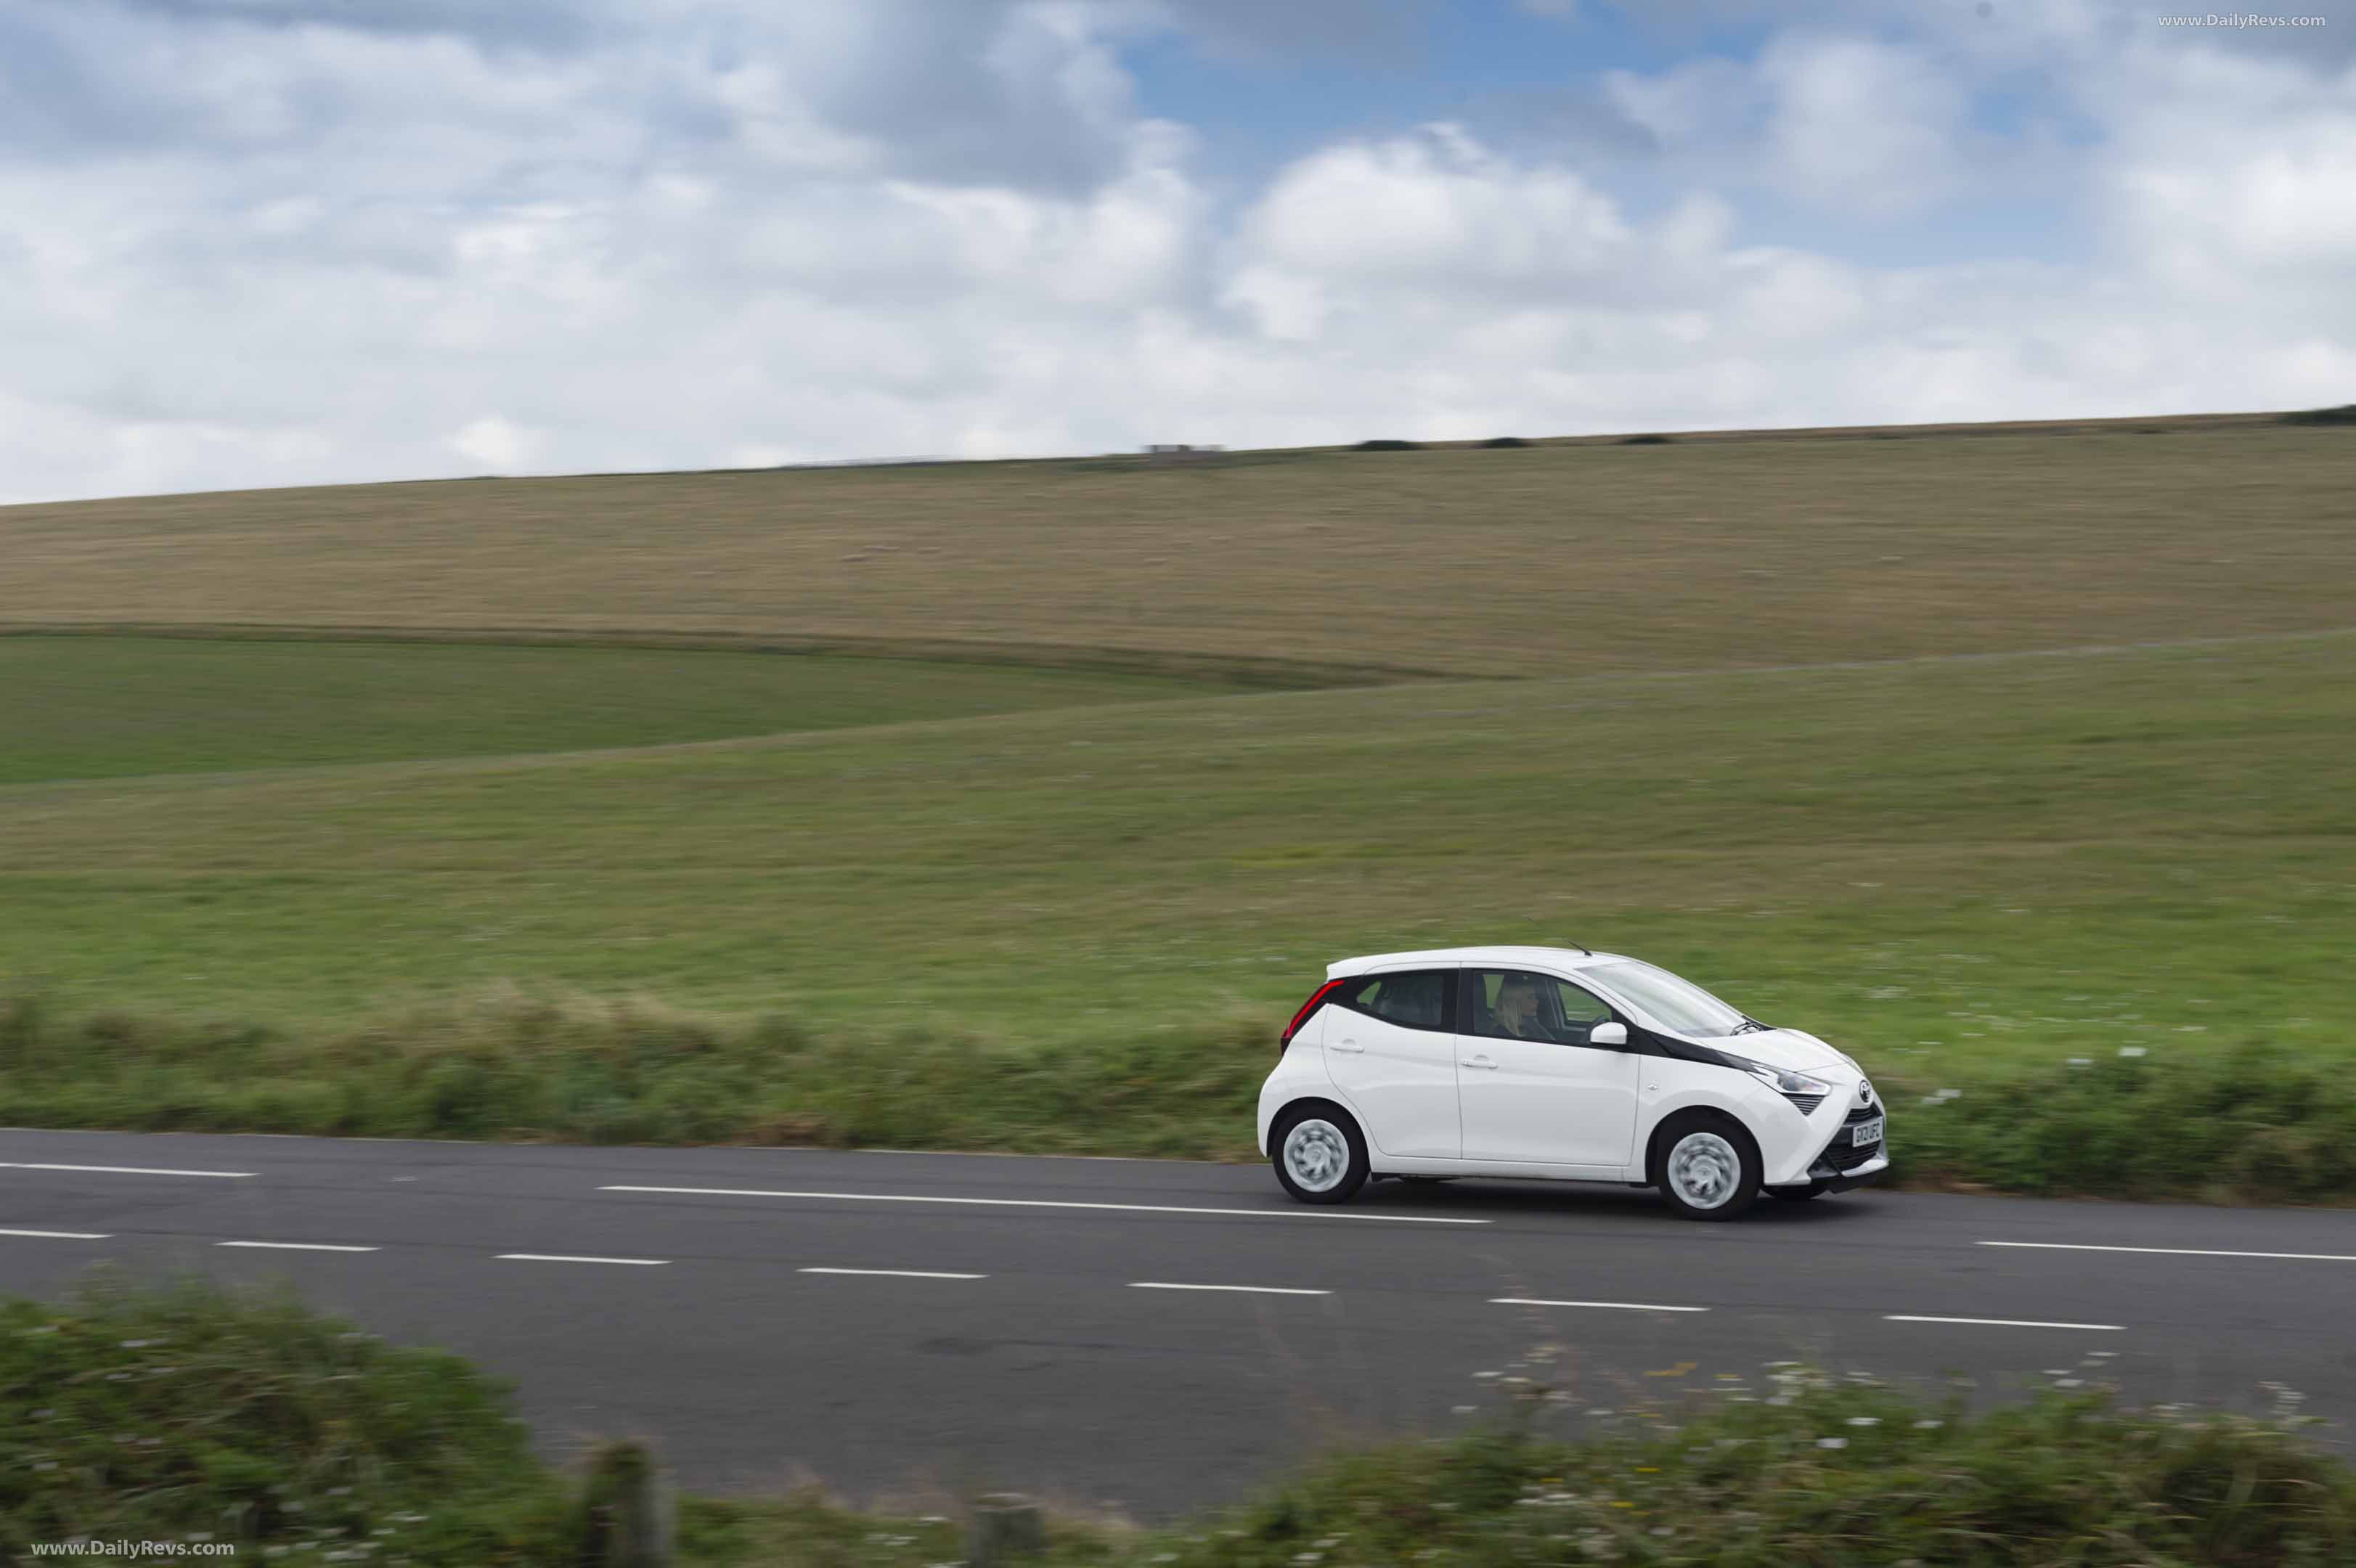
(1683, 1027, 1855, 1075)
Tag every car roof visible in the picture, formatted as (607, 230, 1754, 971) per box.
(1325, 945, 1629, 979)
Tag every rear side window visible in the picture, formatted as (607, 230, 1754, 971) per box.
(1334, 969, 1456, 1032)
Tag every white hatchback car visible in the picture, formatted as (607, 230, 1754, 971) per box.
(1257, 945, 1886, 1220)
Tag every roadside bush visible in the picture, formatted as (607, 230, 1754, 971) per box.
(1, 1277, 571, 1563)
(6, 993, 2356, 1201)
(1160, 1373, 2356, 1568)
(0, 990, 1274, 1159)
(1349, 438, 1424, 451)
(1889, 1043, 2356, 1201)
(630, 1375, 2356, 1566)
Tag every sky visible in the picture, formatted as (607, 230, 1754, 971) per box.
(1, 0, 2351, 502)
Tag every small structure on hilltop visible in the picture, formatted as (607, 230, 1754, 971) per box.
(1144, 443, 1225, 464)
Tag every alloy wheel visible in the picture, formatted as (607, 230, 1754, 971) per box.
(1666, 1130, 1742, 1210)
(1281, 1119, 1350, 1193)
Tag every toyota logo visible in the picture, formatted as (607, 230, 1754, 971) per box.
(1856, 1082, 1875, 1107)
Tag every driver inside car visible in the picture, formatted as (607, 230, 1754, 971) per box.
(1488, 974, 1560, 1042)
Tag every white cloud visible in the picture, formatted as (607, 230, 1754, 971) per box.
(2095, 46, 2356, 281)
(1755, 35, 1969, 218)
(1231, 123, 1630, 286)
(1608, 33, 1981, 219)
(451, 416, 535, 472)
(0, 0, 2349, 505)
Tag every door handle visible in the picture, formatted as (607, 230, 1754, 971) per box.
(1330, 1038, 1365, 1053)
(1460, 1055, 1498, 1070)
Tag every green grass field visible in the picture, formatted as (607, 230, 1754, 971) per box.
(2, 420, 2351, 1192)
(0, 636, 1243, 784)
(1, 632, 2349, 1101)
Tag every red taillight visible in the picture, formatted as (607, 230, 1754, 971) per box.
(1280, 979, 1345, 1053)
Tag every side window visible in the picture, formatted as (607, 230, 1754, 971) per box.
(1467, 970, 1620, 1046)
(1334, 969, 1455, 1032)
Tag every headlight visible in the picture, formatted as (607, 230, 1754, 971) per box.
(1731, 1057, 1832, 1098)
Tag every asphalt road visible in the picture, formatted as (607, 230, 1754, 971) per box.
(6, 1127, 2355, 1519)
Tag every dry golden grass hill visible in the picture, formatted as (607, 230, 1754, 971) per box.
(7, 415, 2352, 681)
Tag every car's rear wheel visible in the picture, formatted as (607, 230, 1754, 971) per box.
(1652, 1112, 1761, 1221)
(1272, 1103, 1369, 1205)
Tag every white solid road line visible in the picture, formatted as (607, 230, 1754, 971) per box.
(496, 1253, 669, 1266)
(1131, 1281, 1332, 1296)
(218, 1240, 380, 1253)
(1491, 1297, 1710, 1313)
(1886, 1315, 2125, 1331)
(0, 1162, 257, 1179)
(1982, 1240, 2356, 1263)
(0, 1227, 112, 1240)
(600, 1185, 1491, 1225)
(801, 1267, 987, 1280)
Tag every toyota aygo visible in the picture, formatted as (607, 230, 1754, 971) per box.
(1257, 945, 1886, 1220)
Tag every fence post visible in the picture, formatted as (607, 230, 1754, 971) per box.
(578, 1439, 674, 1568)
(969, 1492, 1045, 1567)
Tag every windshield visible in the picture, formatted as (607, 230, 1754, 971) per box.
(1587, 960, 1749, 1038)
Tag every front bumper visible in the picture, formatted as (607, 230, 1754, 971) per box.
(1801, 1149, 1889, 1192)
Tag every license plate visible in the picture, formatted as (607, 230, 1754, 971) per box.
(1852, 1117, 1884, 1147)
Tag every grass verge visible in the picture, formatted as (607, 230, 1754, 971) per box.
(5, 992, 2353, 1201)
(7, 1282, 2353, 1566)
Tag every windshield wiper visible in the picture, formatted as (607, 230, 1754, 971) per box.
(1728, 1018, 1771, 1035)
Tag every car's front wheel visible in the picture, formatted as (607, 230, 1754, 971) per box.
(1272, 1103, 1369, 1205)
(1652, 1112, 1761, 1221)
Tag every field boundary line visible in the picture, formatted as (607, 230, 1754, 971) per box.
(7, 622, 2352, 804)
(0, 621, 1450, 690)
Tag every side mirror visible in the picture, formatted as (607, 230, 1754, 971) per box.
(1589, 1021, 1629, 1048)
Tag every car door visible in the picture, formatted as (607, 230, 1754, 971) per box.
(1456, 968, 1640, 1169)
(1320, 968, 1462, 1159)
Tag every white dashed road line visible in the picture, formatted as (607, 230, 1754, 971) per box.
(1982, 1240, 2356, 1263)
(801, 1267, 987, 1281)
(219, 1241, 380, 1254)
(0, 1228, 111, 1240)
(0, 1162, 257, 1178)
(1886, 1315, 2125, 1331)
(1491, 1297, 1711, 1313)
(598, 1185, 1491, 1225)
(496, 1253, 669, 1267)
(1130, 1281, 1331, 1297)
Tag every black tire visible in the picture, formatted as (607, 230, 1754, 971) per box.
(1650, 1111, 1762, 1221)
(1271, 1102, 1369, 1205)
